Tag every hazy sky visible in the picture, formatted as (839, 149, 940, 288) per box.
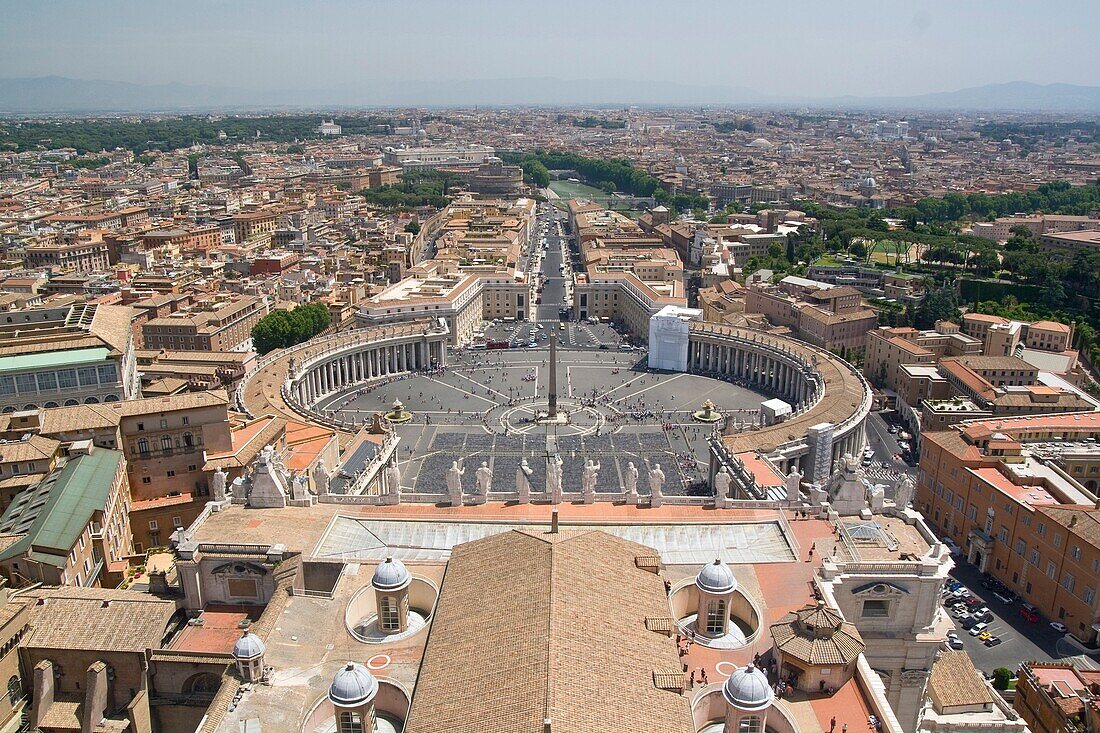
(3, 0, 1099, 97)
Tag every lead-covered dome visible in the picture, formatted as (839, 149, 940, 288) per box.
(722, 664, 773, 712)
(696, 558, 737, 595)
(372, 557, 411, 592)
(232, 631, 265, 660)
(329, 662, 379, 707)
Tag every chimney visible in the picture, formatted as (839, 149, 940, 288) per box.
(550, 509, 559, 534)
(543, 718, 552, 733)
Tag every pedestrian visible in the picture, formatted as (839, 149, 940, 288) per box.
(842, 725, 847, 733)
(829, 716, 836, 732)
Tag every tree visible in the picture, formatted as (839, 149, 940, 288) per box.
(913, 286, 961, 329)
(992, 668, 1012, 691)
(251, 303, 331, 355)
(404, 221, 421, 236)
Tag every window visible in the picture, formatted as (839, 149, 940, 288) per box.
(998, 527, 1009, 543)
(1038, 522, 1047, 536)
(6, 676, 22, 706)
(1084, 587, 1095, 605)
(182, 416, 190, 426)
(0, 376, 14, 395)
(705, 599, 727, 635)
(378, 595, 400, 632)
(160, 419, 168, 429)
(166, 470, 175, 477)
(1030, 549, 1040, 567)
(1063, 573, 1076, 593)
(137, 438, 149, 455)
(148, 520, 158, 530)
(183, 433, 194, 448)
(36, 372, 57, 392)
(77, 367, 98, 387)
(1072, 546, 1081, 560)
(141, 477, 151, 484)
(738, 715, 762, 733)
(338, 711, 364, 733)
(1014, 539, 1026, 555)
(15, 374, 36, 394)
(1047, 561, 1057, 578)
(172, 516, 182, 528)
(861, 599, 890, 618)
(161, 435, 172, 452)
(97, 365, 116, 383)
(1054, 533, 1062, 548)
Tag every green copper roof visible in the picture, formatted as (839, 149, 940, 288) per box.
(0, 347, 110, 374)
(0, 449, 122, 567)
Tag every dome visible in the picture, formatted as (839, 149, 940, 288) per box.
(232, 631, 265, 660)
(329, 662, 379, 707)
(722, 664, 773, 712)
(372, 557, 411, 592)
(748, 138, 773, 149)
(696, 558, 737, 595)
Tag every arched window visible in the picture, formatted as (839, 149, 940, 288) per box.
(104, 394, 120, 403)
(338, 711, 363, 733)
(705, 599, 727, 635)
(0, 407, 12, 414)
(137, 438, 149, 455)
(63, 400, 78, 406)
(378, 595, 399, 631)
(44, 402, 59, 408)
(184, 673, 221, 695)
(6, 675, 22, 705)
(83, 397, 99, 404)
(183, 433, 194, 448)
(22, 405, 36, 411)
(161, 435, 172, 452)
(738, 715, 762, 733)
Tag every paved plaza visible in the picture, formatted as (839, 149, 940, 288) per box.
(316, 347, 770, 495)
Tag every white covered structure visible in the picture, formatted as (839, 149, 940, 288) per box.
(648, 305, 702, 372)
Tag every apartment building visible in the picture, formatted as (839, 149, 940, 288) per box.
(574, 270, 687, 339)
(142, 295, 268, 352)
(0, 445, 132, 588)
(745, 277, 877, 356)
(229, 211, 278, 245)
(24, 231, 111, 273)
(1039, 230, 1100, 257)
(918, 413, 1100, 644)
(1015, 661, 1100, 733)
(970, 214, 1099, 242)
(381, 144, 496, 171)
(864, 324, 983, 391)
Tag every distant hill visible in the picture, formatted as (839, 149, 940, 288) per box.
(1, 76, 1099, 114)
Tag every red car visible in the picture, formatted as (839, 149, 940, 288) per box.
(1019, 608, 1040, 623)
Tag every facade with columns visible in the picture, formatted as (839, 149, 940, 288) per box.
(288, 326, 449, 408)
(689, 322, 873, 494)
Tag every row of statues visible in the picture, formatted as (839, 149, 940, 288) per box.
(445, 456, 666, 505)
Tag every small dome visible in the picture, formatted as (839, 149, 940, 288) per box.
(722, 664, 773, 712)
(329, 662, 379, 708)
(696, 558, 737, 595)
(862, 176, 877, 188)
(372, 557, 411, 592)
(232, 631, 265, 660)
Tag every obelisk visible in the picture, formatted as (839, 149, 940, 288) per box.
(547, 330, 558, 418)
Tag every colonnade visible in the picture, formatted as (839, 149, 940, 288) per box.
(687, 338, 819, 411)
(293, 338, 446, 406)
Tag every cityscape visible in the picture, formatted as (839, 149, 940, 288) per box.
(1, 3, 1100, 733)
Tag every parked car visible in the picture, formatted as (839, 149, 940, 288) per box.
(1051, 622, 1068, 633)
(977, 631, 993, 641)
(968, 622, 989, 636)
(961, 616, 982, 630)
(1019, 607, 1040, 623)
(984, 636, 1003, 647)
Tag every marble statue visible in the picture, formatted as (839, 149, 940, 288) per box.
(649, 463, 665, 508)
(475, 461, 493, 494)
(785, 467, 802, 503)
(260, 443, 276, 466)
(291, 472, 310, 501)
(446, 461, 465, 506)
(547, 454, 563, 504)
(624, 461, 639, 504)
(385, 461, 402, 494)
(314, 464, 331, 495)
(895, 476, 915, 509)
(384, 461, 402, 504)
(516, 458, 533, 503)
(714, 468, 731, 509)
(211, 467, 228, 502)
(582, 459, 600, 504)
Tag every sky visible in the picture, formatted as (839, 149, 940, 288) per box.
(2, 0, 1099, 99)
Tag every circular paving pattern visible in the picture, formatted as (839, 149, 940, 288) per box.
(315, 346, 771, 496)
